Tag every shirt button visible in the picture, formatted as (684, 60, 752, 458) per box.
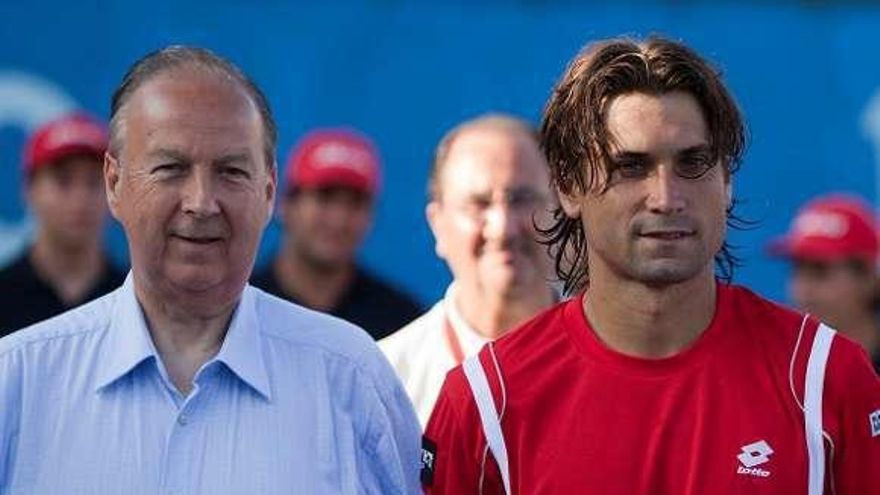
(178, 414, 188, 426)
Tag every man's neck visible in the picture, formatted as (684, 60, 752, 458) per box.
(274, 248, 354, 312)
(134, 279, 237, 396)
(584, 266, 717, 359)
(30, 233, 105, 305)
(455, 281, 555, 340)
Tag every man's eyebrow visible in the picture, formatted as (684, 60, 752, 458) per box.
(609, 150, 649, 160)
(609, 145, 711, 159)
(145, 149, 253, 166)
(147, 148, 190, 163)
(213, 151, 253, 167)
(676, 144, 712, 156)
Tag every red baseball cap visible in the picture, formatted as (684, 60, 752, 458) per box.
(23, 112, 108, 178)
(768, 194, 879, 263)
(284, 128, 381, 196)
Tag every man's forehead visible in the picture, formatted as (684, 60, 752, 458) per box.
(443, 131, 547, 189)
(32, 155, 103, 183)
(605, 91, 709, 151)
(121, 74, 262, 154)
(127, 71, 259, 129)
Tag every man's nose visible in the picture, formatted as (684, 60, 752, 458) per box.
(483, 202, 520, 241)
(181, 172, 221, 217)
(645, 164, 686, 214)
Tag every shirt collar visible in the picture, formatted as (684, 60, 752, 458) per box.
(94, 272, 160, 392)
(95, 275, 272, 401)
(442, 283, 490, 354)
(212, 284, 272, 401)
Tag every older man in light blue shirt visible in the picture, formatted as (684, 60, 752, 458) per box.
(0, 45, 420, 494)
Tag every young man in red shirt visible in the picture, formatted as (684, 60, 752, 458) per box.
(423, 36, 880, 495)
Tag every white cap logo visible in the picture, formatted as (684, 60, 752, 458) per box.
(794, 211, 849, 239)
(313, 142, 373, 174)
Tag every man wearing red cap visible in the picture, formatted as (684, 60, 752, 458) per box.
(770, 194, 880, 372)
(251, 128, 422, 340)
(0, 113, 124, 335)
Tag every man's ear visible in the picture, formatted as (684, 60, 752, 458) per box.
(557, 188, 582, 219)
(425, 200, 446, 259)
(104, 152, 122, 220)
(264, 163, 277, 227)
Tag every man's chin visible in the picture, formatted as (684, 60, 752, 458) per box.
(630, 260, 706, 288)
(481, 269, 523, 297)
(164, 267, 232, 295)
(304, 250, 354, 272)
(57, 232, 102, 250)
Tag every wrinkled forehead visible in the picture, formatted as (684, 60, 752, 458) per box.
(440, 127, 550, 198)
(122, 71, 263, 159)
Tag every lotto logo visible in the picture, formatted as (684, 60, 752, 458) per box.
(736, 440, 773, 478)
(737, 440, 774, 468)
(870, 410, 880, 438)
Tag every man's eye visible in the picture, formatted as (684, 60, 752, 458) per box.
(468, 197, 492, 211)
(676, 155, 713, 179)
(152, 163, 183, 174)
(612, 158, 650, 179)
(508, 190, 543, 209)
(222, 167, 249, 179)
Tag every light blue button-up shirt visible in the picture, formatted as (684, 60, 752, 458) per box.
(0, 274, 421, 494)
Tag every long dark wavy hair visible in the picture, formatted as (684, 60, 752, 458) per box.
(539, 36, 749, 295)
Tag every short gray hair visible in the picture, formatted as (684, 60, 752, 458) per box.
(428, 113, 538, 201)
(109, 45, 277, 170)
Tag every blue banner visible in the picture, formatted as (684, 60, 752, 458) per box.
(2, 1, 879, 305)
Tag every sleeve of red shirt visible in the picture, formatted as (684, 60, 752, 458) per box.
(422, 366, 504, 495)
(825, 337, 880, 493)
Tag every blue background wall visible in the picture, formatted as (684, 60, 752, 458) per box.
(1, 1, 879, 307)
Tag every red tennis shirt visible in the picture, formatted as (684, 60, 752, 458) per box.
(423, 283, 880, 494)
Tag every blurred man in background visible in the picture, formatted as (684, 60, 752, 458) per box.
(252, 128, 422, 340)
(0, 113, 124, 336)
(380, 114, 557, 425)
(770, 193, 880, 372)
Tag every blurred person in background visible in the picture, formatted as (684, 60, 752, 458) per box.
(380, 114, 557, 425)
(0, 113, 124, 336)
(769, 193, 880, 372)
(251, 128, 422, 340)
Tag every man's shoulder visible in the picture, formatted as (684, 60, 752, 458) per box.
(352, 268, 422, 311)
(493, 298, 573, 358)
(720, 283, 807, 336)
(0, 289, 116, 360)
(0, 252, 34, 285)
(378, 301, 442, 358)
(250, 285, 383, 365)
(439, 300, 572, 399)
(250, 286, 411, 407)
